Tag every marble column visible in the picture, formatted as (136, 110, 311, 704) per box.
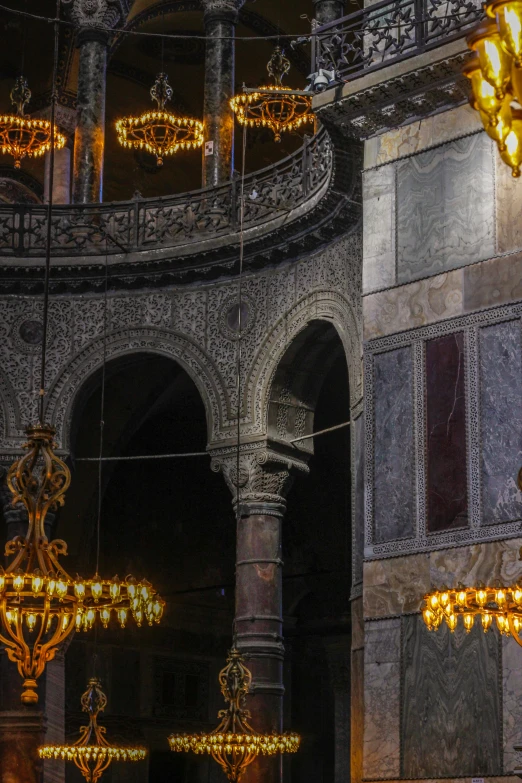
(313, 0, 345, 24)
(42, 653, 65, 783)
(73, 28, 109, 204)
(236, 501, 285, 783)
(201, 0, 243, 188)
(351, 596, 364, 783)
(211, 447, 308, 783)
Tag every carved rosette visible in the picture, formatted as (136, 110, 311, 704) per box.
(61, 0, 127, 29)
(210, 444, 309, 510)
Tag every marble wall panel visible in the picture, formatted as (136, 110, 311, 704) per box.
(426, 332, 468, 532)
(353, 412, 364, 588)
(362, 164, 396, 294)
(479, 320, 522, 524)
(373, 347, 414, 543)
(401, 616, 501, 778)
(364, 106, 483, 167)
(363, 269, 464, 341)
(363, 554, 430, 618)
(396, 134, 495, 284)
(464, 251, 522, 313)
(364, 538, 522, 618)
(503, 635, 522, 774)
(496, 153, 522, 254)
(363, 618, 401, 779)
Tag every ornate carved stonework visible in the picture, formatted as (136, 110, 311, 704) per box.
(61, 0, 127, 29)
(210, 444, 309, 508)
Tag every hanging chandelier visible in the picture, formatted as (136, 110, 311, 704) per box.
(0, 424, 165, 705)
(231, 47, 314, 143)
(0, 76, 66, 169)
(116, 72, 204, 166)
(422, 575, 522, 644)
(464, 2, 522, 177)
(169, 648, 300, 782)
(39, 677, 147, 782)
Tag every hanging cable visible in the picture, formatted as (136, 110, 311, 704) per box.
(96, 240, 109, 577)
(38, 0, 60, 425)
(20, 0, 28, 78)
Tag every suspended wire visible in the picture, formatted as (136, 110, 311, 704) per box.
(95, 240, 109, 577)
(38, 0, 60, 425)
(0, 2, 477, 41)
(20, 0, 27, 77)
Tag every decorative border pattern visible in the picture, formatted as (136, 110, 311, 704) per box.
(365, 302, 522, 560)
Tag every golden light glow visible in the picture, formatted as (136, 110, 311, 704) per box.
(169, 648, 300, 782)
(39, 678, 147, 783)
(116, 73, 203, 166)
(468, 20, 512, 98)
(231, 47, 314, 143)
(0, 424, 165, 705)
(422, 580, 522, 644)
(464, 19, 522, 176)
(488, 0, 522, 65)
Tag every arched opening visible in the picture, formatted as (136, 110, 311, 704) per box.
(61, 352, 235, 783)
(270, 322, 352, 782)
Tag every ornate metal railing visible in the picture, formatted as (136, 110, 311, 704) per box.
(312, 0, 483, 81)
(0, 130, 332, 258)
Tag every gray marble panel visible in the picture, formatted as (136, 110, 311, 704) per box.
(397, 134, 495, 284)
(503, 635, 522, 774)
(480, 320, 522, 524)
(373, 347, 414, 543)
(364, 618, 401, 779)
(362, 164, 396, 294)
(402, 615, 501, 778)
(353, 412, 364, 588)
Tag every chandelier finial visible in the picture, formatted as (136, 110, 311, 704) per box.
(267, 46, 291, 88)
(10, 76, 31, 117)
(150, 72, 173, 111)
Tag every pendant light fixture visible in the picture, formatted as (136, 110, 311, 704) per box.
(0, 1, 65, 169)
(39, 677, 147, 782)
(0, 6, 165, 705)
(231, 46, 314, 142)
(464, 1, 522, 176)
(169, 648, 300, 782)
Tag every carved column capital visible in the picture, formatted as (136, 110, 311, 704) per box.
(200, 0, 244, 23)
(210, 443, 309, 509)
(61, 0, 127, 31)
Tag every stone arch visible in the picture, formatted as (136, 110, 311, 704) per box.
(44, 327, 228, 450)
(0, 368, 19, 442)
(244, 289, 362, 444)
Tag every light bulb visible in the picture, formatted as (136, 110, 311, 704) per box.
(74, 579, 86, 600)
(26, 613, 37, 631)
(110, 576, 120, 602)
(13, 571, 24, 592)
(56, 579, 67, 599)
(117, 607, 127, 628)
(32, 571, 44, 594)
(100, 607, 111, 628)
(463, 613, 475, 632)
(446, 613, 458, 631)
(91, 576, 103, 602)
(476, 587, 488, 606)
(482, 612, 493, 631)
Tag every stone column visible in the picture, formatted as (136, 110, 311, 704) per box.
(44, 146, 72, 205)
(313, 0, 345, 24)
(211, 447, 308, 783)
(201, 0, 243, 188)
(63, 0, 127, 203)
(73, 28, 109, 204)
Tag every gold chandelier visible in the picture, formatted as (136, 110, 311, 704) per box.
(422, 574, 522, 644)
(231, 47, 314, 143)
(0, 423, 165, 705)
(116, 72, 203, 166)
(39, 677, 147, 782)
(169, 648, 300, 782)
(465, 2, 522, 176)
(0, 76, 65, 169)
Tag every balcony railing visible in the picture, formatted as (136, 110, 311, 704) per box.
(311, 0, 483, 82)
(0, 130, 332, 258)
